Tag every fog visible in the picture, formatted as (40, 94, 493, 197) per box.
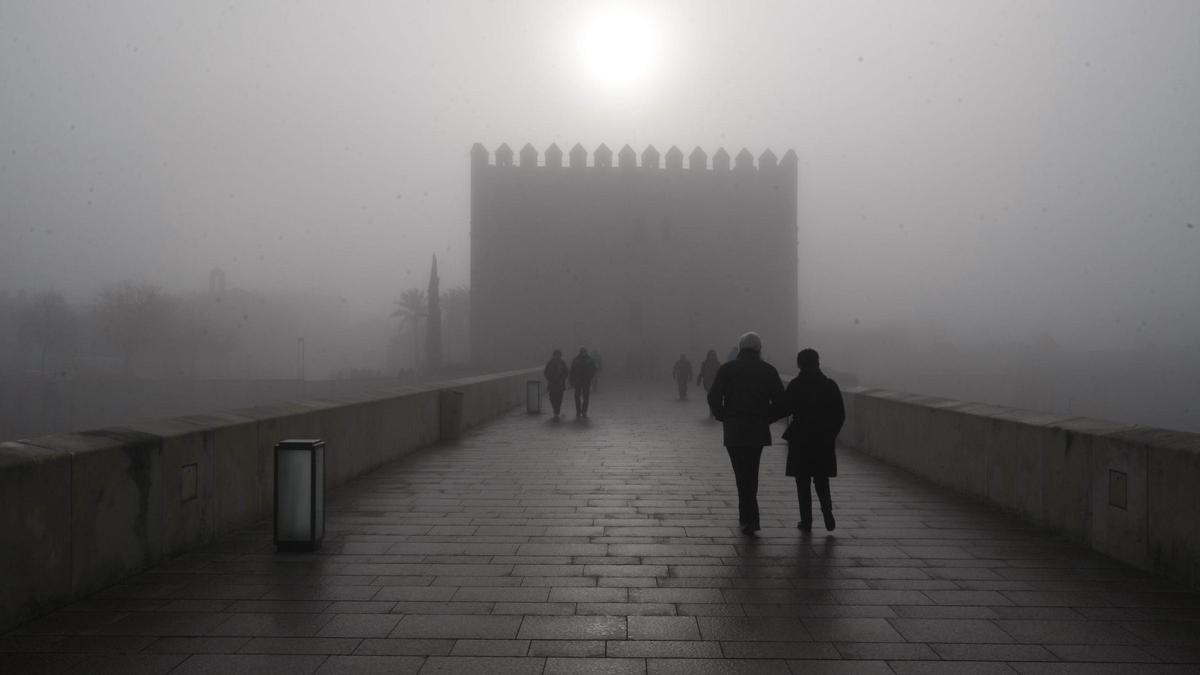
(1, 1, 1198, 434)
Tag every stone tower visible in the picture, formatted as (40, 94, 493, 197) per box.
(470, 143, 799, 374)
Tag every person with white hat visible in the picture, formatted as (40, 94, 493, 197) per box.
(706, 331, 786, 535)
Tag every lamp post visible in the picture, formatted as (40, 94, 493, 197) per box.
(274, 439, 325, 552)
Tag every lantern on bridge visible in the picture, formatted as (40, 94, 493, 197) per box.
(274, 439, 325, 552)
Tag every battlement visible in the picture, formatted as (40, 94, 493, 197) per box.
(471, 142, 797, 173)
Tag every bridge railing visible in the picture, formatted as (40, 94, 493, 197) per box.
(837, 385, 1200, 590)
(0, 367, 538, 632)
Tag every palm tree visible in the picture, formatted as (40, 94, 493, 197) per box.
(392, 288, 426, 368)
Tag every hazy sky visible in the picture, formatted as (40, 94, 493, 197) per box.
(2, 0, 1198, 352)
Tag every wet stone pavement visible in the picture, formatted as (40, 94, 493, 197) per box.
(4, 383, 1200, 674)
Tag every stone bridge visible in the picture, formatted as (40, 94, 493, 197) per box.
(2, 377, 1199, 673)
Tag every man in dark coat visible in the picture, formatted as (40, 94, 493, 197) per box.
(780, 348, 846, 532)
(707, 332, 785, 535)
(569, 347, 596, 418)
(671, 354, 693, 400)
(543, 349, 569, 418)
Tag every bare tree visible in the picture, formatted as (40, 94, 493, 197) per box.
(94, 281, 173, 377)
(391, 288, 426, 369)
(170, 298, 239, 378)
(15, 290, 75, 376)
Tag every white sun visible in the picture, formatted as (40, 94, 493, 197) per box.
(576, 5, 662, 90)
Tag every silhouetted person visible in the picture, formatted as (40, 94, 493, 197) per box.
(672, 354, 693, 400)
(543, 349, 568, 418)
(591, 349, 603, 392)
(707, 332, 785, 535)
(697, 349, 720, 392)
(781, 348, 846, 532)
(569, 347, 596, 418)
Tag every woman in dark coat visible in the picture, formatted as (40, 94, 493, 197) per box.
(780, 349, 845, 532)
(696, 350, 721, 392)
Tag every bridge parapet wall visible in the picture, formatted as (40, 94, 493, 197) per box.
(0, 368, 538, 632)
(839, 386, 1200, 589)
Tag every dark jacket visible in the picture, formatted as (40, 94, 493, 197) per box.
(544, 357, 568, 392)
(569, 353, 595, 387)
(781, 370, 845, 477)
(697, 355, 720, 390)
(706, 349, 785, 447)
(672, 358, 693, 383)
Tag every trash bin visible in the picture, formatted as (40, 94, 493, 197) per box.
(274, 439, 325, 552)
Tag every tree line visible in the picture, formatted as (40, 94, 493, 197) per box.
(0, 278, 471, 380)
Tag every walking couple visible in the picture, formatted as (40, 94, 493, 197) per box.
(543, 348, 596, 419)
(706, 332, 845, 535)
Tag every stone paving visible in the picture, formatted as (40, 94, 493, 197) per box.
(3, 383, 1200, 674)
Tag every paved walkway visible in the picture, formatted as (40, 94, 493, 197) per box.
(4, 384, 1200, 674)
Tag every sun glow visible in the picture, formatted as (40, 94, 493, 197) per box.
(575, 5, 663, 91)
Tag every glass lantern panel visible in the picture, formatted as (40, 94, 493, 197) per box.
(277, 448, 312, 541)
(313, 445, 325, 540)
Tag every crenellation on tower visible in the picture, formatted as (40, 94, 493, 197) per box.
(494, 143, 513, 167)
(470, 142, 489, 167)
(594, 143, 613, 168)
(545, 143, 563, 168)
(665, 145, 683, 170)
(642, 145, 660, 169)
(734, 148, 754, 171)
(470, 143, 793, 172)
(759, 149, 778, 171)
(713, 147, 731, 172)
(569, 143, 588, 168)
(519, 142, 538, 168)
(617, 144, 637, 169)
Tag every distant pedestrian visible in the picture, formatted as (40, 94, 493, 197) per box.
(591, 349, 604, 392)
(696, 349, 720, 392)
(672, 354, 693, 400)
(725, 345, 738, 363)
(780, 349, 846, 532)
(543, 349, 569, 418)
(569, 347, 596, 418)
(707, 332, 785, 535)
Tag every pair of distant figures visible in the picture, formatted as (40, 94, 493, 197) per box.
(542, 348, 599, 418)
(670, 350, 722, 400)
(707, 332, 846, 535)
